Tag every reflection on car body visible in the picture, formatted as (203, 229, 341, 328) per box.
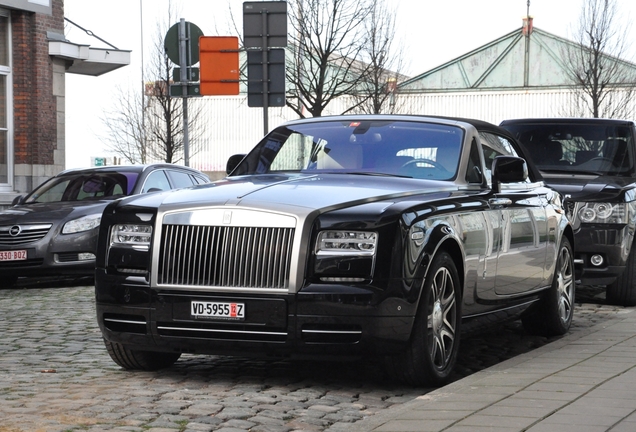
(0, 164, 210, 287)
(95, 115, 574, 386)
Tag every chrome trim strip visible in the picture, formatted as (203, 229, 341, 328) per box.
(163, 208, 296, 228)
(157, 325, 287, 336)
(301, 329, 362, 334)
(104, 318, 146, 325)
(0, 223, 52, 231)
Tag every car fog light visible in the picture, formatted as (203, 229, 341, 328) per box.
(590, 254, 604, 266)
(78, 252, 96, 261)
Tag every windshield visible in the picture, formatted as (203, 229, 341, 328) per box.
(230, 120, 464, 180)
(24, 172, 139, 204)
(504, 123, 634, 176)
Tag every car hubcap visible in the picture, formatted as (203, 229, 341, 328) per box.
(427, 266, 457, 370)
(557, 245, 574, 324)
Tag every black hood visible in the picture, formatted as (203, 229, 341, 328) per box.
(116, 173, 460, 215)
(541, 173, 636, 201)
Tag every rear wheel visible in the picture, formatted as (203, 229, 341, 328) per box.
(386, 251, 461, 387)
(522, 237, 575, 336)
(104, 339, 181, 371)
(606, 243, 636, 306)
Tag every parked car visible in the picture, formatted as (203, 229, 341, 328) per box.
(95, 115, 574, 386)
(0, 164, 210, 287)
(500, 118, 636, 306)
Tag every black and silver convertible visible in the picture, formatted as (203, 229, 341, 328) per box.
(95, 115, 575, 386)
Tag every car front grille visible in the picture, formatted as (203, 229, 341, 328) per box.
(158, 224, 295, 290)
(0, 224, 52, 246)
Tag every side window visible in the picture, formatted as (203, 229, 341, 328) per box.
(167, 170, 195, 189)
(142, 170, 171, 193)
(465, 138, 483, 184)
(480, 132, 529, 184)
(112, 184, 124, 195)
(192, 174, 210, 184)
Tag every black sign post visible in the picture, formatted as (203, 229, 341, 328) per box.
(243, 2, 287, 135)
(164, 20, 203, 166)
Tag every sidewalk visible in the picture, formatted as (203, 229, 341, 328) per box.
(349, 306, 636, 432)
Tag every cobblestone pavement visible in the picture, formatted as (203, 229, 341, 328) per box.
(0, 282, 625, 432)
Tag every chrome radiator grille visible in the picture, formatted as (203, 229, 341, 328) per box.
(158, 224, 295, 289)
(0, 224, 52, 246)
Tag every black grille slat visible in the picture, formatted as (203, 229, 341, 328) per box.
(159, 225, 294, 290)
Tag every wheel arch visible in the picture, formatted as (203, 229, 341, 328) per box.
(415, 233, 465, 311)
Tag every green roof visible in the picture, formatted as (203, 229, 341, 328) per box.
(399, 26, 636, 93)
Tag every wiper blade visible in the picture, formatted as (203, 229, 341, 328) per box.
(541, 168, 603, 176)
(339, 171, 413, 178)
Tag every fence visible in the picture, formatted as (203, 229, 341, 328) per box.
(187, 89, 633, 174)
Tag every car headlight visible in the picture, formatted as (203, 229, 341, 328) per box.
(110, 224, 152, 247)
(62, 214, 102, 234)
(577, 202, 627, 224)
(316, 231, 377, 256)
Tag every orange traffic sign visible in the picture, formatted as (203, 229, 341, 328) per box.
(199, 36, 239, 95)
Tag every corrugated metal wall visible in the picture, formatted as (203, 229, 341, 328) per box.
(188, 89, 628, 174)
(188, 97, 297, 173)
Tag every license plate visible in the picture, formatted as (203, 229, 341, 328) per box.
(0, 250, 27, 261)
(191, 301, 245, 320)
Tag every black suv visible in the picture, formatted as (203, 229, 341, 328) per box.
(501, 118, 636, 306)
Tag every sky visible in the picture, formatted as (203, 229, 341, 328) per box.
(63, 0, 636, 169)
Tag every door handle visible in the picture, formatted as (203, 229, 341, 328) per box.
(488, 198, 512, 208)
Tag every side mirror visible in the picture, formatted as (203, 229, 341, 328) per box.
(11, 195, 24, 206)
(226, 154, 246, 175)
(491, 156, 528, 193)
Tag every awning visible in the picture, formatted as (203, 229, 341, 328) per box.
(48, 32, 131, 76)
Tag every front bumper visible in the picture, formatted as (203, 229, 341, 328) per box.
(0, 229, 98, 278)
(95, 270, 415, 359)
(573, 224, 633, 285)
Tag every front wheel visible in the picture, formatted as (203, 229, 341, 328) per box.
(522, 237, 575, 336)
(386, 251, 461, 387)
(104, 339, 181, 371)
(606, 242, 636, 306)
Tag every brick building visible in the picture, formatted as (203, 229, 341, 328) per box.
(0, 0, 129, 208)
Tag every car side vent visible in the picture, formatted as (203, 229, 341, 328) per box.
(103, 314, 147, 334)
(301, 324, 362, 344)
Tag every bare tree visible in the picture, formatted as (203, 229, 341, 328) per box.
(352, 0, 406, 114)
(286, 0, 374, 118)
(562, 0, 636, 118)
(101, 85, 148, 164)
(101, 3, 204, 164)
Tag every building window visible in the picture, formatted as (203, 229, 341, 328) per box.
(0, 12, 10, 189)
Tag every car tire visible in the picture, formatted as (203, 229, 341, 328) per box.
(386, 251, 461, 387)
(522, 237, 575, 336)
(103, 339, 181, 371)
(606, 243, 636, 306)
